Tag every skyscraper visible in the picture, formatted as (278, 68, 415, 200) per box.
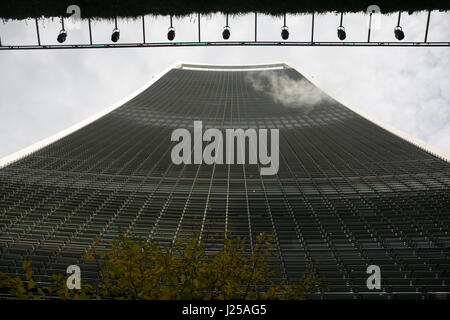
(1, 62, 449, 299)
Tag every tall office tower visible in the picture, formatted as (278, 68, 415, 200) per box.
(0, 63, 449, 299)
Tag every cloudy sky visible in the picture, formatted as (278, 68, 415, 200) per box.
(0, 10, 449, 159)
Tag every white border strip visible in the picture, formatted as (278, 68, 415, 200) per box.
(0, 62, 183, 168)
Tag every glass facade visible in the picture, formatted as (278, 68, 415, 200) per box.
(0, 64, 449, 298)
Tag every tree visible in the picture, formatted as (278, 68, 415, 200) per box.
(0, 232, 328, 299)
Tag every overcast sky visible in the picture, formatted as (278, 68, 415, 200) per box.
(0, 10, 449, 159)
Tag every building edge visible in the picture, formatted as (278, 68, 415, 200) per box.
(0, 62, 183, 169)
(1, 61, 448, 168)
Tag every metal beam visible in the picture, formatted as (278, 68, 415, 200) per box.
(0, 10, 447, 52)
(198, 13, 201, 42)
(424, 10, 431, 42)
(142, 16, 146, 43)
(254, 13, 257, 42)
(1, 41, 448, 51)
(88, 18, 93, 45)
(35, 18, 41, 46)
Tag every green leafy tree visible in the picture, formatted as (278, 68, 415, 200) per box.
(0, 233, 328, 299)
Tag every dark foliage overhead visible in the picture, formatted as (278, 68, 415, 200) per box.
(0, 0, 448, 20)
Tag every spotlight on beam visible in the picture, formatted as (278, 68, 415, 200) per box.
(394, 11, 405, 41)
(167, 27, 176, 41)
(281, 14, 289, 40)
(167, 15, 175, 41)
(337, 13, 346, 40)
(394, 26, 405, 40)
(337, 26, 346, 40)
(281, 27, 289, 40)
(111, 28, 120, 42)
(57, 30, 67, 43)
(111, 17, 120, 43)
(223, 14, 230, 40)
(223, 26, 231, 40)
(57, 17, 67, 43)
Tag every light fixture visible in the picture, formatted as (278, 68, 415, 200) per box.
(111, 29, 120, 42)
(111, 17, 120, 42)
(167, 28, 175, 41)
(394, 11, 405, 40)
(337, 13, 346, 40)
(223, 27, 230, 40)
(281, 27, 289, 40)
(222, 14, 230, 40)
(394, 27, 405, 40)
(281, 14, 289, 40)
(337, 27, 346, 40)
(57, 30, 67, 43)
(57, 17, 67, 43)
(168, 15, 175, 41)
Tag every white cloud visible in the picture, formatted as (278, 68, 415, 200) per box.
(245, 71, 331, 111)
